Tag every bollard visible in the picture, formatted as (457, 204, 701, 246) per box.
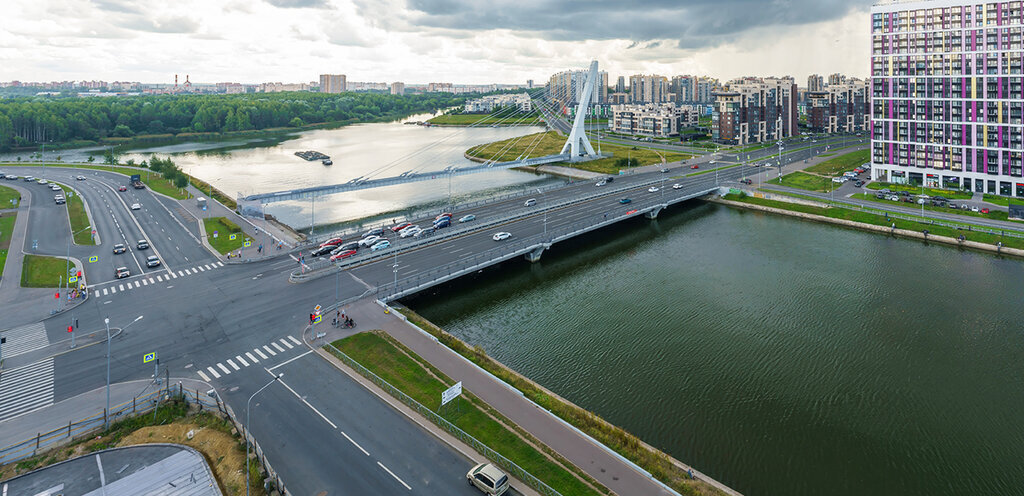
(36, 433, 40, 451)
(68, 420, 72, 438)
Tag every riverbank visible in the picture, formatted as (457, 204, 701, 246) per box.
(711, 192, 1024, 258)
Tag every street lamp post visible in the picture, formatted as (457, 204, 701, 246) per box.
(64, 225, 92, 311)
(247, 373, 283, 496)
(776, 140, 785, 183)
(537, 188, 547, 240)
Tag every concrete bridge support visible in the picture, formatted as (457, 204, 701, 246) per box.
(645, 205, 665, 219)
(524, 244, 547, 263)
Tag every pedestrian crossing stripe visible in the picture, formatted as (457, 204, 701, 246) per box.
(196, 337, 304, 382)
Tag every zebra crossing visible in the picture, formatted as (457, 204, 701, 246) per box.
(195, 335, 303, 382)
(0, 358, 54, 423)
(93, 261, 224, 297)
(0, 323, 50, 358)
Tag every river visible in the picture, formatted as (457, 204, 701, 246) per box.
(405, 201, 1024, 496)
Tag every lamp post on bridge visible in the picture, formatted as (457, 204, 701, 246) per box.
(537, 188, 547, 240)
(776, 139, 785, 183)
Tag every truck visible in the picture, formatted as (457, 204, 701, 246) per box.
(130, 174, 145, 190)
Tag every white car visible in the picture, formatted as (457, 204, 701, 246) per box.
(37, 178, 48, 184)
(492, 232, 512, 241)
(672, 183, 682, 190)
(400, 226, 421, 238)
(76, 175, 86, 181)
(130, 203, 141, 210)
(648, 186, 659, 193)
(359, 235, 381, 247)
(595, 180, 606, 187)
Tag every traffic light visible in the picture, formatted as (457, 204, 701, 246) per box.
(76, 270, 82, 278)
(54, 292, 59, 299)
(67, 325, 73, 333)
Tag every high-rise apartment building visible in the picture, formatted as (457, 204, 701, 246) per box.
(546, 69, 608, 107)
(871, 1, 1024, 194)
(807, 78, 871, 133)
(628, 74, 669, 103)
(616, 75, 626, 93)
(712, 76, 799, 145)
(828, 73, 847, 86)
(671, 75, 695, 103)
(695, 77, 721, 104)
(319, 74, 346, 93)
(390, 82, 405, 95)
(807, 74, 825, 92)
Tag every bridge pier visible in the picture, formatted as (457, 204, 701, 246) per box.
(645, 205, 665, 219)
(524, 244, 547, 263)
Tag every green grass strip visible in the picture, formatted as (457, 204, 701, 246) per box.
(203, 217, 246, 254)
(21, 254, 76, 288)
(51, 182, 95, 245)
(0, 184, 20, 208)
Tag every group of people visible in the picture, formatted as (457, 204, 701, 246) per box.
(332, 310, 355, 328)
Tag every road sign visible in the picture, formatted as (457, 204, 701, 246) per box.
(229, 234, 237, 240)
(441, 381, 462, 406)
(213, 230, 218, 238)
(202, 205, 207, 211)
(68, 276, 78, 284)
(314, 305, 322, 313)
(244, 240, 251, 247)
(67, 191, 73, 198)
(89, 256, 98, 263)
(313, 314, 322, 324)
(144, 352, 156, 364)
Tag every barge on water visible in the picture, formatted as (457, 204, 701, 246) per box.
(295, 150, 330, 161)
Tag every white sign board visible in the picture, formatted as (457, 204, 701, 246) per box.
(441, 381, 462, 406)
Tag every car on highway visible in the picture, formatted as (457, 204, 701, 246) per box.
(146, 255, 161, 268)
(459, 214, 476, 223)
(118, 185, 127, 192)
(390, 222, 412, 233)
(467, 462, 509, 496)
(672, 183, 682, 190)
(23, 176, 34, 182)
(371, 240, 391, 251)
(433, 218, 451, 229)
(330, 250, 357, 261)
(359, 235, 382, 247)
(604, 176, 614, 183)
(595, 180, 606, 187)
(337, 241, 360, 252)
(400, 226, 422, 238)
(76, 175, 86, 181)
(690, 165, 699, 169)
(524, 198, 537, 207)
(619, 198, 632, 204)
(492, 232, 512, 241)
(311, 245, 336, 257)
(648, 186, 659, 193)
(435, 213, 452, 221)
(115, 267, 131, 279)
(113, 243, 126, 254)
(130, 203, 141, 210)
(54, 195, 65, 204)
(362, 228, 384, 238)
(320, 237, 344, 248)
(137, 239, 149, 250)
(37, 178, 48, 184)
(413, 227, 434, 238)
(660, 168, 669, 173)
(5, 175, 17, 180)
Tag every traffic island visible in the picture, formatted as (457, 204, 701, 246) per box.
(0, 184, 20, 208)
(0, 213, 14, 278)
(21, 254, 80, 288)
(203, 217, 248, 255)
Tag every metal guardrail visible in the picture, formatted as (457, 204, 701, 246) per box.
(0, 384, 289, 495)
(323, 342, 563, 496)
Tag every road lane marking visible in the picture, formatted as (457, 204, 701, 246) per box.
(216, 261, 224, 267)
(205, 264, 213, 270)
(279, 339, 294, 349)
(262, 345, 277, 356)
(254, 348, 268, 359)
(245, 352, 259, 363)
(197, 370, 211, 382)
(236, 355, 249, 367)
(207, 367, 221, 379)
(101, 288, 108, 296)
(156, 275, 163, 282)
(134, 281, 140, 288)
(217, 363, 230, 374)
(119, 284, 124, 291)
(227, 359, 240, 370)
(170, 271, 177, 279)
(275, 375, 337, 429)
(148, 278, 154, 284)
(287, 335, 302, 345)
(341, 431, 370, 456)
(377, 462, 412, 490)
(141, 279, 148, 286)
(110, 287, 116, 294)
(271, 342, 285, 352)
(267, 350, 312, 372)
(197, 266, 205, 272)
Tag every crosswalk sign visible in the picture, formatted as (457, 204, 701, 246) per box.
(144, 352, 156, 363)
(89, 255, 98, 263)
(69, 276, 78, 284)
(244, 240, 251, 247)
(229, 234, 237, 240)
(313, 314, 322, 324)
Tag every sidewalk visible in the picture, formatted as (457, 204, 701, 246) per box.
(334, 298, 689, 496)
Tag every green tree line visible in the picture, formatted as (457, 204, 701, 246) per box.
(0, 91, 467, 151)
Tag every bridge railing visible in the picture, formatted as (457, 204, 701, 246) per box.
(323, 341, 563, 496)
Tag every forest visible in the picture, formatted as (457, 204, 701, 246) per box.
(0, 91, 467, 151)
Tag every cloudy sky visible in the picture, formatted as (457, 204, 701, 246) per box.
(1, 0, 874, 85)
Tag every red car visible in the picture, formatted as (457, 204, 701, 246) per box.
(691, 165, 699, 169)
(319, 237, 343, 248)
(981, 208, 990, 214)
(390, 222, 412, 232)
(118, 185, 127, 192)
(435, 213, 452, 221)
(330, 250, 357, 261)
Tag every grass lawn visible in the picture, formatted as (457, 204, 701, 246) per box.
(427, 112, 543, 126)
(0, 184, 20, 208)
(856, 193, 1011, 221)
(51, 183, 96, 245)
(466, 132, 692, 175)
(21, 254, 75, 288)
(0, 213, 14, 278)
(724, 194, 1024, 250)
(803, 149, 870, 176)
(778, 171, 836, 192)
(981, 194, 1021, 207)
(331, 332, 605, 496)
(203, 216, 246, 254)
(138, 170, 191, 200)
(865, 182, 973, 200)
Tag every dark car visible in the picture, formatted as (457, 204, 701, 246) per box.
(854, 181, 864, 187)
(605, 177, 614, 183)
(433, 218, 451, 229)
(113, 243, 126, 254)
(311, 245, 336, 257)
(619, 198, 632, 204)
(876, 193, 885, 199)
(137, 239, 149, 250)
(338, 241, 360, 252)
(362, 228, 384, 238)
(740, 179, 752, 185)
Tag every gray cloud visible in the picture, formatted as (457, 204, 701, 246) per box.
(135, 16, 201, 33)
(265, 0, 330, 8)
(371, 0, 872, 49)
(91, 0, 144, 15)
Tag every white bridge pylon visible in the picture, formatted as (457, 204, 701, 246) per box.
(559, 60, 600, 162)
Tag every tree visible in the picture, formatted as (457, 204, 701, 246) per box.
(174, 174, 188, 189)
(86, 155, 94, 163)
(112, 124, 133, 137)
(125, 158, 136, 166)
(288, 117, 304, 127)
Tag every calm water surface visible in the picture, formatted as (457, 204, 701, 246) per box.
(406, 203, 1024, 496)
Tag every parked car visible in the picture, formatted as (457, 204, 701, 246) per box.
(524, 198, 537, 207)
(23, 176, 34, 182)
(362, 228, 384, 238)
(50, 184, 61, 191)
(390, 222, 412, 232)
(672, 183, 683, 190)
(319, 237, 344, 248)
(492, 232, 512, 241)
(467, 463, 510, 496)
(113, 243, 126, 254)
(115, 267, 131, 279)
(854, 181, 864, 187)
(137, 239, 149, 250)
(5, 175, 17, 180)
(118, 185, 127, 192)
(37, 178, 48, 184)
(619, 198, 632, 204)
(54, 195, 65, 205)
(459, 214, 476, 223)
(330, 250, 357, 261)
(981, 208, 990, 214)
(371, 240, 391, 251)
(146, 255, 161, 268)
(971, 206, 980, 212)
(359, 235, 381, 247)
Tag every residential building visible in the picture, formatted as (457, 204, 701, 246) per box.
(390, 82, 405, 95)
(828, 73, 847, 86)
(807, 74, 825, 92)
(610, 103, 699, 137)
(616, 75, 626, 93)
(712, 76, 799, 145)
(463, 93, 533, 113)
(427, 82, 454, 93)
(319, 74, 346, 93)
(670, 75, 695, 104)
(546, 69, 608, 108)
(628, 74, 669, 103)
(695, 77, 721, 104)
(807, 78, 870, 133)
(870, 0, 1024, 195)
(260, 82, 311, 93)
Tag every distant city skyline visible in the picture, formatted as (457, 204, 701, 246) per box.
(2, 0, 872, 84)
